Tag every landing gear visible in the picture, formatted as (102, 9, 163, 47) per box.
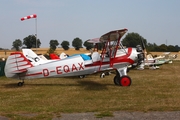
(119, 76, 131, 86)
(79, 75, 86, 79)
(17, 81, 24, 86)
(114, 75, 120, 85)
(114, 75, 132, 86)
(113, 67, 132, 86)
(100, 72, 111, 78)
(17, 79, 24, 86)
(100, 73, 105, 78)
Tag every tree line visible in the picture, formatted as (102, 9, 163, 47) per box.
(122, 33, 180, 52)
(10, 35, 94, 53)
(1, 32, 180, 53)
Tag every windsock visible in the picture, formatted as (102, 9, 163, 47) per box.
(21, 14, 37, 21)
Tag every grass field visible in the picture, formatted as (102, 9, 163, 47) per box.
(0, 61, 180, 119)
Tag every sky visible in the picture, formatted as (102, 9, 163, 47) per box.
(1, 0, 180, 49)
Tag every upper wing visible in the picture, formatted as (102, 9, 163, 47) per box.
(100, 28, 128, 42)
(87, 38, 100, 44)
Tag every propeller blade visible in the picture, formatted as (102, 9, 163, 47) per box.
(140, 38, 149, 68)
(141, 39, 145, 50)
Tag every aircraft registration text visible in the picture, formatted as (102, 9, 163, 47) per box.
(42, 62, 84, 77)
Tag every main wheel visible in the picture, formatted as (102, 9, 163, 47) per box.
(105, 71, 111, 75)
(100, 73, 105, 78)
(113, 75, 120, 85)
(119, 76, 131, 86)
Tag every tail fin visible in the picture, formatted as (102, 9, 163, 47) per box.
(5, 52, 33, 78)
(22, 49, 46, 66)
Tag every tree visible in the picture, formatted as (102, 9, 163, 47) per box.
(96, 43, 104, 50)
(47, 47, 55, 54)
(122, 33, 147, 48)
(12, 39, 22, 51)
(61, 41, 70, 50)
(23, 35, 41, 48)
(49, 40, 59, 52)
(158, 44, 168, 52)
(167, 45, 177, 52)
(146, 43, 158, 52)
(72, 37, 82, 50)
(175, 45, 180, 51)
(83, 40, 93, 50)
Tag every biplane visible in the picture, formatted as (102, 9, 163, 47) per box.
(4, 28, 144, 86)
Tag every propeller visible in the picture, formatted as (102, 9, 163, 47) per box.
(141, 38, 148, 66)
(128, 38, 147, 70)
(134, 38, 147, 69)
(141, 38, 146, 51)
(136, 45, 144, 65)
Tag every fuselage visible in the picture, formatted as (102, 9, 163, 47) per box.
(5, 48, 140, 80)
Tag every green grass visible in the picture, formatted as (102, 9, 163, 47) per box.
(0, 61, 180, 119)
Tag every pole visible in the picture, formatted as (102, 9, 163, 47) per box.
(35, 18, 37, 52)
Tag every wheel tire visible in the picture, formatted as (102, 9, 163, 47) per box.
(105, 72, 111, 75)
(119, 76, 132, 86)
(79, 75, 85, 78)
(100, 73, 105, 78)
(17, 82, 23, 86)
(113, 75, 120, 85)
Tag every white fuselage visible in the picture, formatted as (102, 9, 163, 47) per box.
(5, 48, 141, 80)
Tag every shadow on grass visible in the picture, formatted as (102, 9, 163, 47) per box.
(2, 83, 20, 88)
(2, 82, 79, 88)
(77, 80, 108, 90)
(2, 79, 112, 91)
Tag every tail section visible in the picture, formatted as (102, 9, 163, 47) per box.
(5, 52, 33, 78)
(22, 49, 46, 66)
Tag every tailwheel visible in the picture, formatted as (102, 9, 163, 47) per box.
(119, 76, 131, 86)
(79, 75, 86, 79)
(17, 82, 24, 86)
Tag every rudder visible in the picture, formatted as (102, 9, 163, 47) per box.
(5, 52, 33, 78)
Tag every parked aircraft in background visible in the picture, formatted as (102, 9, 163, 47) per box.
(154, 52, 177, 64)
(136, 52, 178, 70)
(4, 28, 144, 86)
(136, 54, 165, 70)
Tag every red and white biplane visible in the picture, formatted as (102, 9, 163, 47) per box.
(4, 29, 144, 86)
